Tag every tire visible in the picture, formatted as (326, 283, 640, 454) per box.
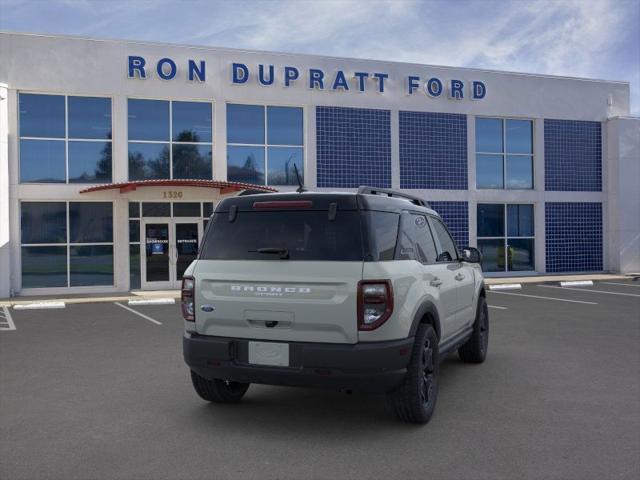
(385, 323, 439, 424)
(190, 370, 250, 403)
(458, 295, 489, 364)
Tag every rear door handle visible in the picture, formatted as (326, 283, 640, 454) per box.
(455, 273, 465, 281)
(430, 277, 443, 287)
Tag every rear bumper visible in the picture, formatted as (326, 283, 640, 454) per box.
(183, 332, 414, 393)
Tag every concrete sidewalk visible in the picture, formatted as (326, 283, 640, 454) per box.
(1, 273, 637, 307)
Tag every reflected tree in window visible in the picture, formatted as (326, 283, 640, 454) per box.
(227, 151, 264, 184)
(172, 130, 212, 179)
(128, 144, 170, 180)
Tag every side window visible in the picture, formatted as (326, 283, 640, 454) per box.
(431, 218, 458, 262)
(364, 211, 399, 261)
(397, 213, 438, 264)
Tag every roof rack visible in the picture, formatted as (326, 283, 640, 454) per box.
(357, 186, 430, 208)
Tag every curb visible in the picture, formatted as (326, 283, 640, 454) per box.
(1, 293, 180, 308)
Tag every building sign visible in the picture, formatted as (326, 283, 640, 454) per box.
(127, 56, 486, 100)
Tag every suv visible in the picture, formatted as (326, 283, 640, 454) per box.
(182, 187, 488, 424)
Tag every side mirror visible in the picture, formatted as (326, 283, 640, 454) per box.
(460, 247, 482, 264)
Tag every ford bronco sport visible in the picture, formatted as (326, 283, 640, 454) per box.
(182, 187, 488, 423)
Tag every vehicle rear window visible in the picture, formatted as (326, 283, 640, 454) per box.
(199, 210, 364, 261)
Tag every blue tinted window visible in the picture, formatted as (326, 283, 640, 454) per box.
(128, 142, 170, 180)
(476, 118, 503, 153)
(172, 144, 212, 179)
(477, 239, 504, 272)
(267, 106, 303, 146)
(128, 99, 169, 141)
(130, 244, 141, 289)
(506, 155, 533, 189)
(20, 139, 65, 183)
(130, 220, 140, 242)
(19, 93, 65, 138)
(203, 202, 213, 217)
(173, 203, 201, 217)
(142, 203, 171, 217)
(68, 141, 112, 183)
(21, 202, 67, 244)
(227, 104, 264, 144)
(507, 238, 534, 271)
(21, 246, 68, 288)
(477, 204, 505, 237)
(70, 245, 113, 286)
(227, 146, 265, 184)
(129, 202, 140, 218)
(267, 147, 303, 185)
(476, 154, 503, 189)
(507, 204, 534, 237)
(68, 97, 112, 139)
(69, 202, 113, 243)
(172, 101, 212, 143)
(506, 119, 532, 154)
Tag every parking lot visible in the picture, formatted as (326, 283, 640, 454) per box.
(1, 279, 639, 480)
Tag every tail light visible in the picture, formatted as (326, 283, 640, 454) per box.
(181, 276, 195, 321)
(357, 280, 393, 331)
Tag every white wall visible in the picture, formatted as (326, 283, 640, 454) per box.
(607, 117, 640, 274)
(0, 83, 9, 298)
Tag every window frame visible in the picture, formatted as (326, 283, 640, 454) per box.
(18, 92, 114, 184)
(226, 102, 306, 187)
(427, 215, 460, 263)
(127, 97, 215, 181)
(395, 212, 440, 265)
(19, 200, 116, 290)
(476, 202, 536, 272)
(475, 116, 534, 190)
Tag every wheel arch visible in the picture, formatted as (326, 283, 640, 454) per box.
(409, 301, 442, 340)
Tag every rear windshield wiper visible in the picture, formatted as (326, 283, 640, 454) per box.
(249, 247, 290, 259)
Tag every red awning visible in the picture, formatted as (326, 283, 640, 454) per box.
(79, 179, 278, 194)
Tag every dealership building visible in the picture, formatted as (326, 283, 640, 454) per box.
(0, 32, 638, 297)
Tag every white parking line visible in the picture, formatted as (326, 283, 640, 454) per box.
(560, 280, 593, 287)
(489, 284, 522, 291)
(128, 298, 175, 306)
(490, 291, 598, 305)
(488, 305, 508, 310)
(14, 301, 66, 310)
(601, 282, 640, 288)
(539, 285, 640, 298)
(0, 306, 16, 331)
(114, 302, 163, 325)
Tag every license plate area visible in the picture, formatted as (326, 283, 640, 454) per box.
(248, 341, 290, 367)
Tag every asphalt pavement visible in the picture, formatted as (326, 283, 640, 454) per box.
(1, 280, 639, 480)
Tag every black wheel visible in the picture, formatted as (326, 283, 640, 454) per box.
(385, 323, 439, 424)
(458, 295, 489, 363)
(190, 370, 250, 403)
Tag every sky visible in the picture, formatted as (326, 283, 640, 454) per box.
(1, 0, 639, 114)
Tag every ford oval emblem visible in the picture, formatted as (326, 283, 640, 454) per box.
(200, 305, 215, 312)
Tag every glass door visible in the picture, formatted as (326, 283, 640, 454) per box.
(142, 220, 173, 289)
(173, 219, 202, 288)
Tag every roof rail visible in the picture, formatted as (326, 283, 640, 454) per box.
(357, 186, 430, 208)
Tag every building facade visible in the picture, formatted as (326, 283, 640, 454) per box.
(0, 32, 638, 297)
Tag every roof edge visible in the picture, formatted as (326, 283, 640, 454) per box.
(0, 30, 631, 86)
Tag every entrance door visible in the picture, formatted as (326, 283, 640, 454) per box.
(173, 219, 202, 288)
(142, 218, 202, 290)
(143, 220, 173, 289)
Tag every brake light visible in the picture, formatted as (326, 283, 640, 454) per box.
(253, 200, 313, 209)
(357, 280, 393, 331)
(181, 276, 195, 321)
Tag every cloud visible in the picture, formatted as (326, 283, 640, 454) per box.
(1, 0, 638, 113)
